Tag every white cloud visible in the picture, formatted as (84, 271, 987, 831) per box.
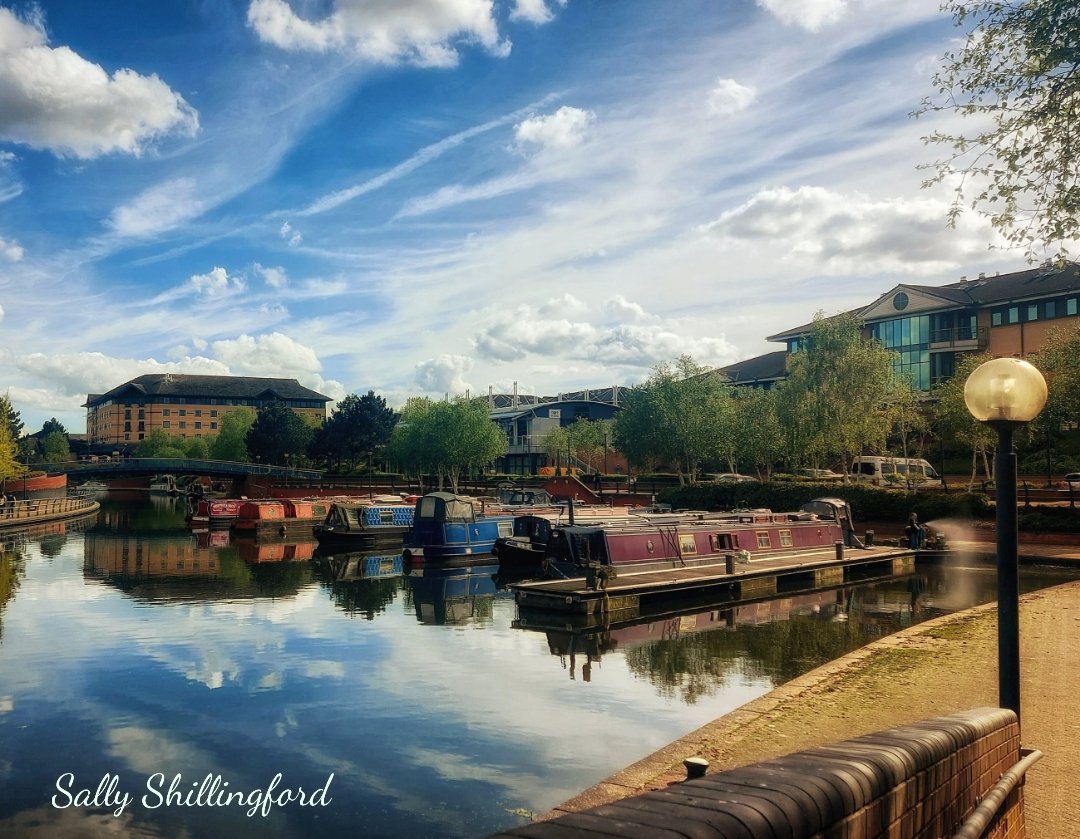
(699, 185, 1002, 275)
(0, 7, 198, 158)
(255, 263, 289, 288)
(0, 150, 21, 203)
(509, 0, 567, 25)
(514, 106, 595, 151)
(11, 352, 230, 399)
(246, 0, 511, 67)
(280, 221, 302, 247)
(110, 178, 205, 237)
(0, 234, 22, 261)
(210, 332, 322, 378)
(188, 266, 246, 299)
(707, 78, 757, 116)
(415, 355, 474, 395)
(757, 0, 850, 31)
(602, 295, 646, 322)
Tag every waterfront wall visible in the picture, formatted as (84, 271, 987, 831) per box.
(490, 707, 1025, 838)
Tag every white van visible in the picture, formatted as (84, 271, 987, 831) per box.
(850, 456, 941, 488)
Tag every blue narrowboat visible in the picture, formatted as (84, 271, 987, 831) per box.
(401, 492, 514, 562)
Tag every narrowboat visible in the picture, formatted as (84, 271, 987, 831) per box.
(186, 498, 242, 528)
(401, 492, 514, 562)
(313, 500, 415, 550)
(232, 498, 332, 535)
(541, 499, 856, 578)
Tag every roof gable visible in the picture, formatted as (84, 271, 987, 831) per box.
(859, 285, 972, 321)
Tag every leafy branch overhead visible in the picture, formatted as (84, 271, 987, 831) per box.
(916, 0, 1080, 260)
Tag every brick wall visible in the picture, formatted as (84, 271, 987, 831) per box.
(490, 707, 1026, 838)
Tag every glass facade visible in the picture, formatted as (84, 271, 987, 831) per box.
(871, 315, 930, 390)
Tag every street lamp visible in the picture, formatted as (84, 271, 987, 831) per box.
(964, 357, 1047, 724)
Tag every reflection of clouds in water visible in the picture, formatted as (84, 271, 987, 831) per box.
(0, 806, 171, 837)
(0, 695, 13, 713)
(107, 724, 211, 777)
(303, 660, 345, 680)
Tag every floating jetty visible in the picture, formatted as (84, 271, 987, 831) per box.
(0, 494, 100, 530)
(510, 543, 915, 620)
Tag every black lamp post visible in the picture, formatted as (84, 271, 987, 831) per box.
(964, 357, 1047, 725)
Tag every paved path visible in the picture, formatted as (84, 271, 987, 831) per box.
(547, 538, 1080, 838)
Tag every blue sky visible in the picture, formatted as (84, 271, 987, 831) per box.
(0, 0, 1026, 432)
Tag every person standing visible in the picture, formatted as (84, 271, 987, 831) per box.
(905, 512, 924, 550)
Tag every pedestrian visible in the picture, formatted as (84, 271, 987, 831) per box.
(904, 512, 924, 550)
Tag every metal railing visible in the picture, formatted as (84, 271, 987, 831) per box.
(0, 494, 99, 526)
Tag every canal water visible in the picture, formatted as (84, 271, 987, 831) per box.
(0, 495, 1076, 839)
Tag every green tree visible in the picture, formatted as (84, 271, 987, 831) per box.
(774, 313, 901, 477)
(730, 387, 784, 480)
(931, 352, 998, 490)
(308, 391, 397, 471)
(2, 394, 23, 443)
(245, 401, 315, 465)
(612, 356, 732, 485)
(40, 431, 71, 464)
(917, 0, 1080, 259)
(385, 397, 505, 493)
(0, 405, 23, 480)
(544, 418, 610, 474)
(208, 409, 254, 461)
(134, 429, 186, 458)
(41, 418, 67, 438)
(1030, 324, 1080, 479)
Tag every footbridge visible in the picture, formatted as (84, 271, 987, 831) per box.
(58, 457, 323, 482)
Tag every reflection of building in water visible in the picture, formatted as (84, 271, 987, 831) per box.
(84, 531, 220, 581)
(404, 563, 503, 626)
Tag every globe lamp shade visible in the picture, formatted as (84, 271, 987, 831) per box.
(964, 357, 1048, 423)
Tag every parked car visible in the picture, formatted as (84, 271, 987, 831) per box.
(707, 472, 758, 483)
(1060, 473, 1080, 490)
(799, 468, 843, 481)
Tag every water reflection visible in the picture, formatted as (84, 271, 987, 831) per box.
(1, 497, 1078, 839)
(403, 562, 506, 626)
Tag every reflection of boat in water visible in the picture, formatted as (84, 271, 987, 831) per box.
(314, 552, 404, 582)
(313, 500, 414, 550)
(401, 493, 513, 562)
(405, 562, 503, 625)
(235, 538, 315, 563)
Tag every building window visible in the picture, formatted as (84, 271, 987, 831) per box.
(179, 409, 187, 416)
(210, 410, 218, 417)
(179, 421, 187, 429)
(1007, 306, 1019, 324)
(138, 433, 144, 440)
(195, 409, 201, 416)
(163, 409, 170, 416)
(210, 422, 217, 430)
(1046, 301, 1057, 318)
(1069, 298, 1078, 316)
(992, 311, 1003, 327)
(195, 422, 202, 429)
(163, 421, 171, 429)
(138, 409, 144, 419)
(1027, 304, 1039, 321)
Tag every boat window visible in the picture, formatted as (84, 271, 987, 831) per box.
(678, 534, 697, 555)
(710, 533, 734, 551)
(756, 531, 772, 548)
(418, 497, 438, 519)
(779, 529, 793, 547)
(443, 499, 475, 522)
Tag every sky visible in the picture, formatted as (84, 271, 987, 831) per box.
(0, 0, 1030, 433)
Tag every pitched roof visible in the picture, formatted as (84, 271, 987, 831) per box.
(719, 350, 789, 384)
(85, 374, 330, 407)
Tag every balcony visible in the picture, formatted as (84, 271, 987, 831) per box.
(929, 326, 988, 351)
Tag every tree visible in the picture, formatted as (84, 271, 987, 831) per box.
(1030, 324, 1080, 479)
(208, 409, 254, 461)
(245, 401, 315, 465)
(544, 418, 610, 474)
(931, 352, 997, 490)
(612, 356, 733, 485)
(1, 394, 22, 444)
(41, 418, 67, 438)
(729, 387, 784, 480)
(40, 431, 70, 464)
(134, 429, 186, 458)
(385, 397, 506, 493)
(774, 313, 901, 477)
(308, 391, 397, 471)
(917, 0, 1080, 260)
(0, 404, 23, 480)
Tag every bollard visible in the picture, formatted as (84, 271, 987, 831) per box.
(683, 757, 708, 780)
(835, 541, 844, 561)
(865, 529, 874, 547)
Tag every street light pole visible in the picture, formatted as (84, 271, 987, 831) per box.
(964, 357, 1047, 726)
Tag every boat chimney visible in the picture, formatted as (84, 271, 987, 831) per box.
(683, 757, 709, 780)
(567, 497, 575, 525)
(513, 381, 518, 408)
(488, 385, 494, 409)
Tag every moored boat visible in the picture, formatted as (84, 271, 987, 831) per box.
(540, 498, 857, 578)
(186, 497, 242, 528)
(401, 492, 514, 562)
(232, 498, 332, 535)
(313, 500, 415, 550)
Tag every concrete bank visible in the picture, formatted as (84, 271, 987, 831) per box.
(545, 558, 1080, 839)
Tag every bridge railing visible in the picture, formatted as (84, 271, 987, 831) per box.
(57, 458, 323, 480)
